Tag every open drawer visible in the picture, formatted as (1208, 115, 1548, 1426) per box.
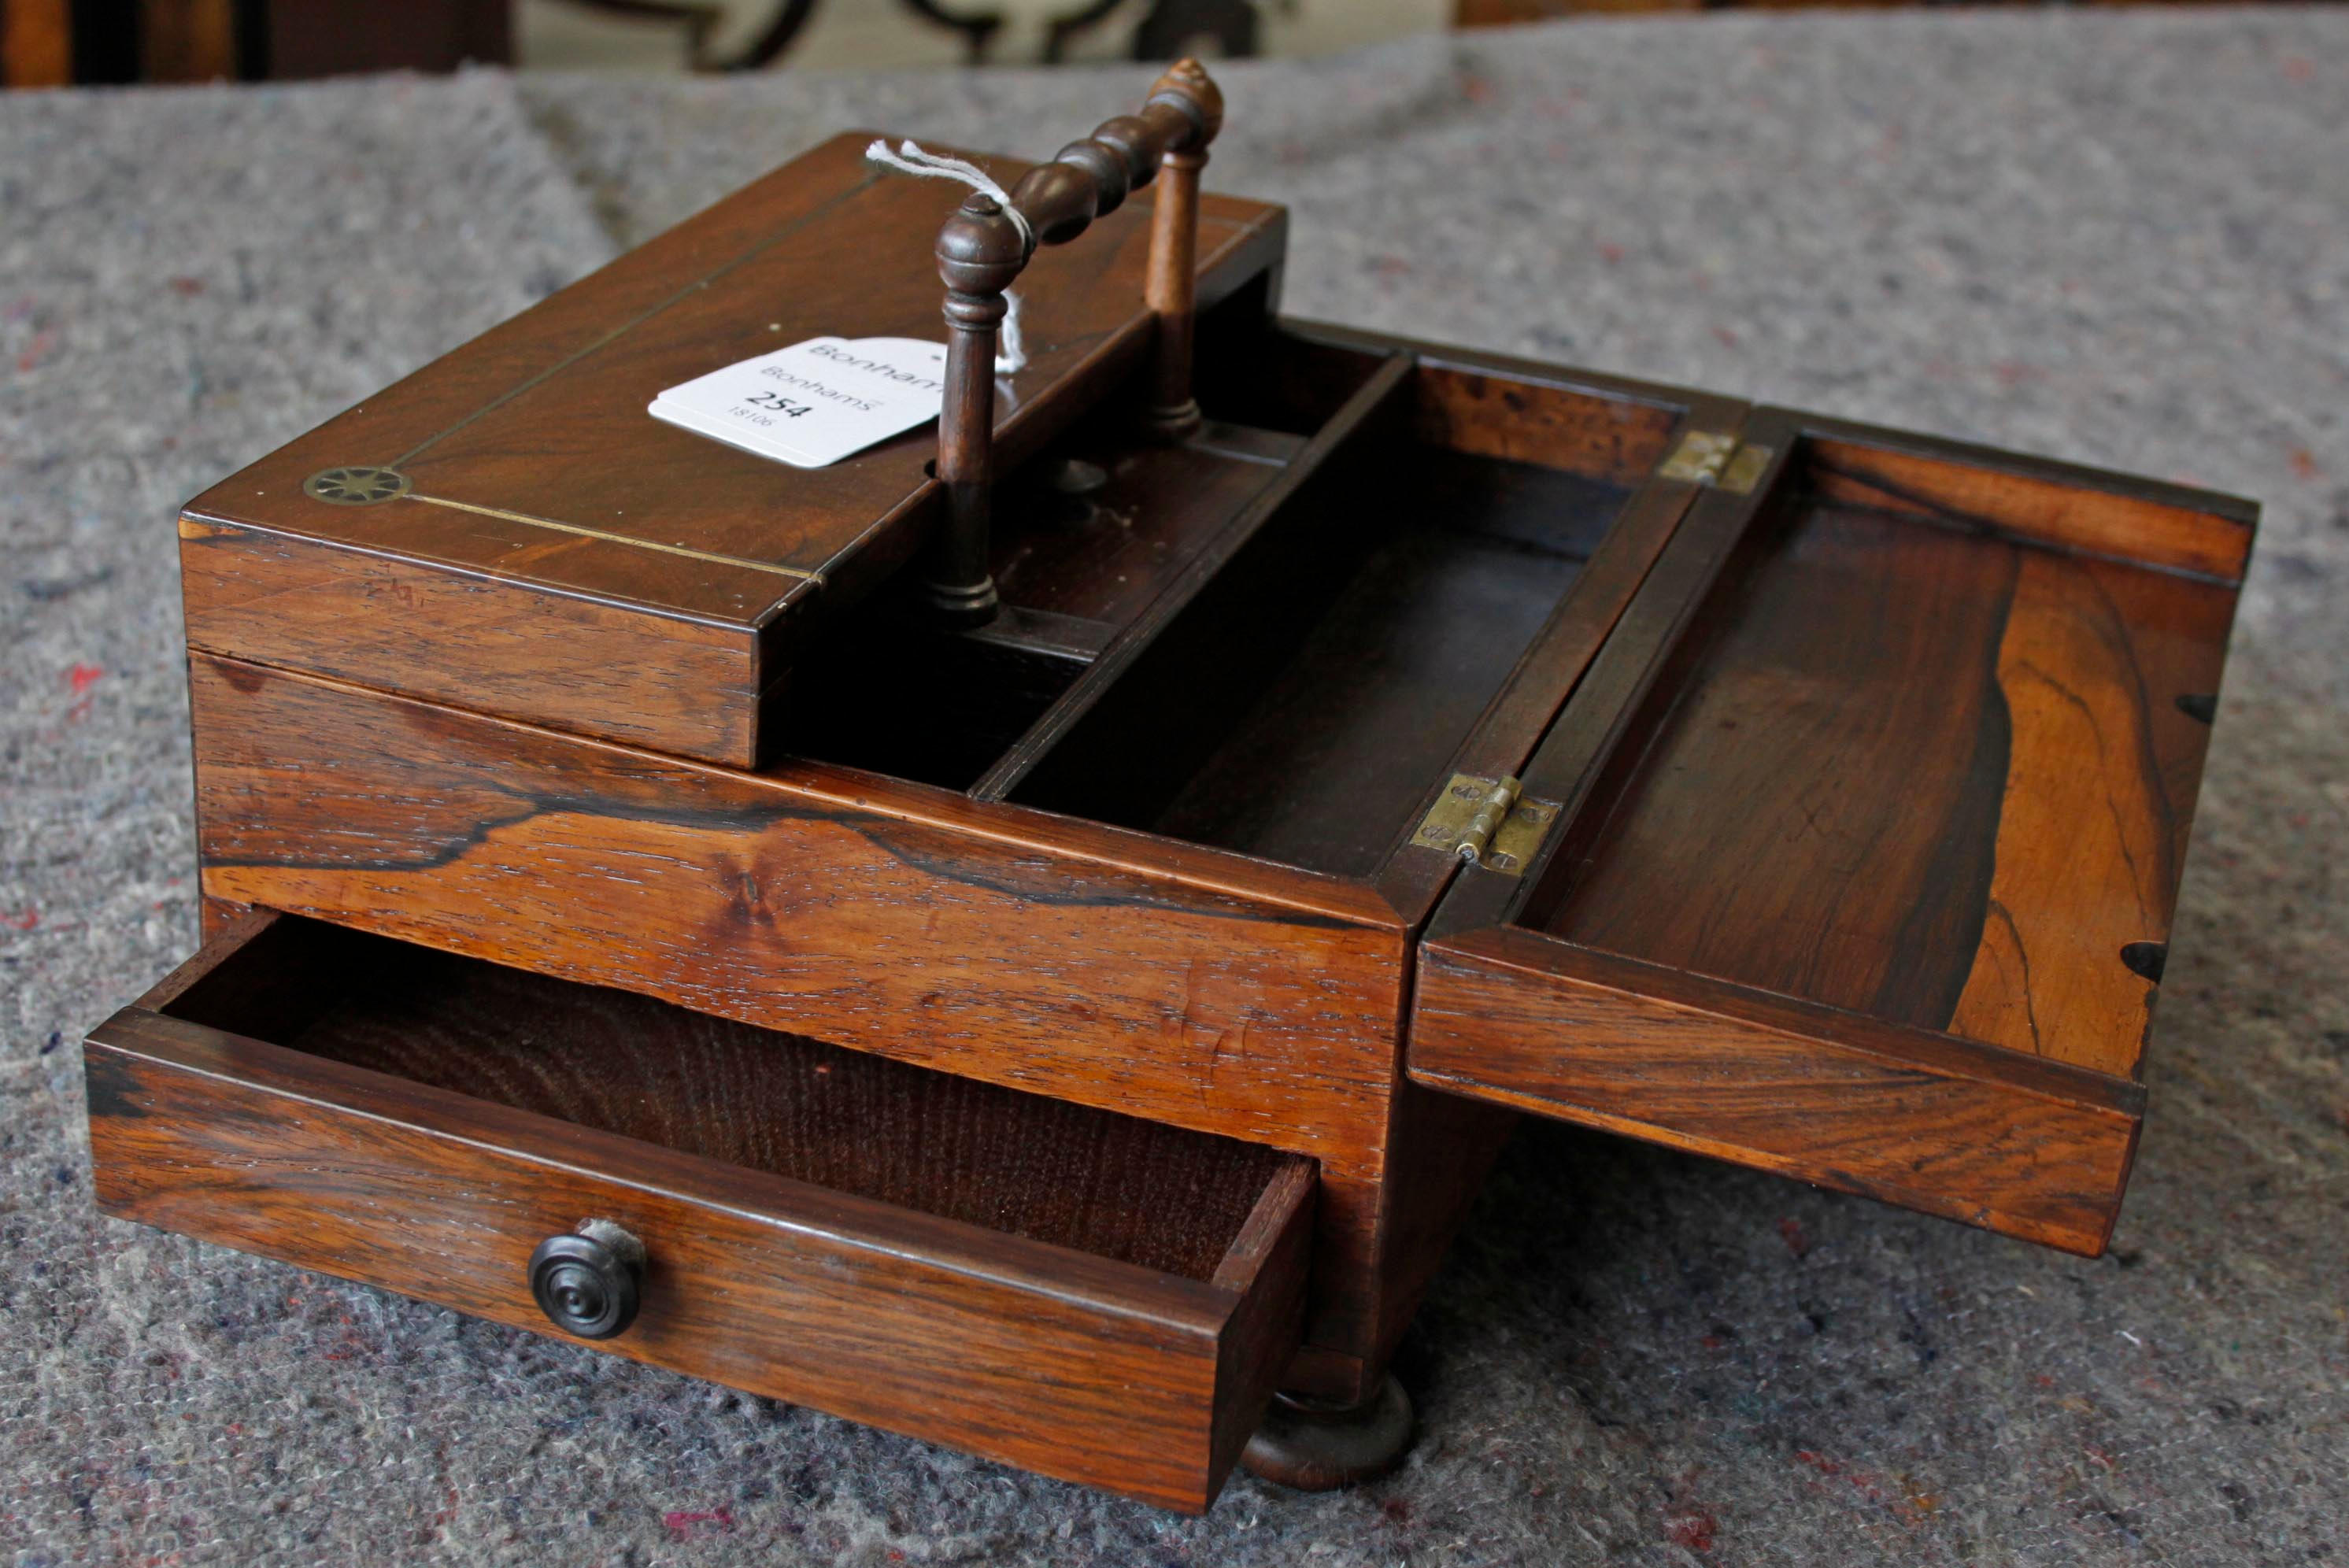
(86, 912, 1314, 1512)
(1409, 407, 2256, 1256)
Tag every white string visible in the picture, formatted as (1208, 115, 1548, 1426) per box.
(864, 138, 1030, 375)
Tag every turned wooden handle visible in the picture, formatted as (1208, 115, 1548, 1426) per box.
(937, 57, 1224, 281)
(926, 59, 1223, 626)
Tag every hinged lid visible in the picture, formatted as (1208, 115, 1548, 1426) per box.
(176, 131, 1285, 767)
(1409, 406, 2258, 1256)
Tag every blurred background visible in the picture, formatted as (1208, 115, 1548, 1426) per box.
(0, 0, 2234, 86)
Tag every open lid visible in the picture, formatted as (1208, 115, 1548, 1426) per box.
(178, 110, 1285, 767)
(1408, 405, 2257, 1256)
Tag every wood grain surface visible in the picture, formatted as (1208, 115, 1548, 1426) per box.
(1278, 317, 1709, 487)
(208, 914, 1296, 1278)
(1805, 431, 2256, 583)
(189, 654, 1406, 1163)
(177, 132, 1288, 766)
(1411, 410, 2251, 1255)
(1411, 932, 2144, 1255)
(1535, 442, 2238, 1077)
(187, 652, 1416, 1383)
(176, 330, 1770, 1400)
(987, 422, 1303, 631)
(88, 912, 1313, 1512)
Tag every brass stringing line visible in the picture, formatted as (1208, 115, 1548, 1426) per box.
(367, 174, 1264, 587)
(387, 172, 887, 472)
(385, 172, 1256, 475)
(404, 493, 823, 583)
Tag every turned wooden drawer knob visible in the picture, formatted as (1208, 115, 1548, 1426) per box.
(528, 1219, 646, 1339)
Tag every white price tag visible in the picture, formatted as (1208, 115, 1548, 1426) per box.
(649, 336, 950, 468)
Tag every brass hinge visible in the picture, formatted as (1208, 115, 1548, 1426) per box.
(1412, 774, 1561, 877)
(1658, 430, 1774, 494)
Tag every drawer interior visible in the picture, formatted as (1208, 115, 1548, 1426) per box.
(96, 912, 1318, 1509)
(156, 915, 1297, 1282)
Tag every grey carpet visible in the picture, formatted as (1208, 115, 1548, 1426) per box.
(5, 10, 2346, 1563)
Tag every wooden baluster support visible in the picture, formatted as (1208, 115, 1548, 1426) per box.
(924, 59, 1224, 626)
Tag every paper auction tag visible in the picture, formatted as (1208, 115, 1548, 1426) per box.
(649, 336, 949, 468)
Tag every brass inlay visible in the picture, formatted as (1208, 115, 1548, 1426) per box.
(379, 171, 1263, 473)
(1414, 773, 1560, 877)
(387, 172, 886, 472)
(303, 466, 411, 505)
(404, 492, 824, 584)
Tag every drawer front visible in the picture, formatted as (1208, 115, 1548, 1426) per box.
(86, 930, 1313, 1513)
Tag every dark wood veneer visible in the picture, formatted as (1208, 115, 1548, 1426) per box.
(1410, 409, 2252, 1255)
(180, 324, 1735, 1404)
(89, 912, 1312, 1513)
(91, 101, 2258, 1507)
(168, 914, 1295, 1280)
(176, 133, 1289, 767)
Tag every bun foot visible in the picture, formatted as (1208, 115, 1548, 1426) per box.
(1239, 1374, 1414, 1492)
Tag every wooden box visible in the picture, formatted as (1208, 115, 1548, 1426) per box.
(85, 66, 2254, 1511)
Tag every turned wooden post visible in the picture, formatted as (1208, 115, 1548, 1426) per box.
(921, 60, 1223, 627)
(932, 196, 1027, 627)
(1142, 62, 1222, 442)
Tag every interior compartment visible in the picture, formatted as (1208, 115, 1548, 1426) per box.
(760, 306, 1399, 793)
(757, 316, 1691, 842)
(1518, 435, 2240, 1075)
(768, 615, 1090, 792)
(1004, 355, 1676, 880)
(158, 916, 1298, 1281)
(982, 419, 1305, 631)
(1193, 286, 1396, 437)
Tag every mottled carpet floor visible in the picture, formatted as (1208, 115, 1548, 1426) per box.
(4, 11, 2346, 1564)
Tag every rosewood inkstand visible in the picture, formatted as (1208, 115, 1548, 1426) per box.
(83, 64, 2255, 1511)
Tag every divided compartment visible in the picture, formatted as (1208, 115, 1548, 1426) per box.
(760, 308, 1403, 793)
(87, 913, 1316, 1511)
(994, 327, 1695, 882)
(761, 316, 1712, 881)
(1408, 410, 2256, 1254)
